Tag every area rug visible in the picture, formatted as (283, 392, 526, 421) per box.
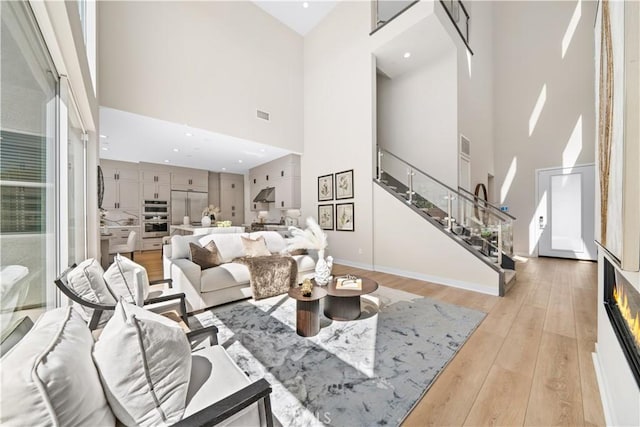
(192, 286, 485, 427)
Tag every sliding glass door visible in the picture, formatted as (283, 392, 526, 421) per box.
(0, 1, 59, 332)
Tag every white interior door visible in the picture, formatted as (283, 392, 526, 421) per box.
(537, 164, 596, 260)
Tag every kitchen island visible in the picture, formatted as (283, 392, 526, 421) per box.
(169, 225, 245, 236)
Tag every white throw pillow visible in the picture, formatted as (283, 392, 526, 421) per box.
(103, 254, 150, 304)
(170, 235, 201, 260)
(203, 233, 249, 262)
(0, 307, 115, 426)
(241, 235, 272, 257)
(67, 258, 116, 325)
(93, 300, 192, 427)
(249, 231, 286, 254)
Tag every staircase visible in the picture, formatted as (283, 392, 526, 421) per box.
(375, 148, 517, 296)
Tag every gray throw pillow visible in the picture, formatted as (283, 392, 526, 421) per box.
(189, 241, 221, 269)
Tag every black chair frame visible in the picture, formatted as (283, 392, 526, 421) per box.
(175, 326, 274, 427)
(55, 264, 188, 330)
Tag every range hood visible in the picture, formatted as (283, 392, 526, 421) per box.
(253, 187, 275, 203)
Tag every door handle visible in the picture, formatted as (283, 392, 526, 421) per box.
(539, 216, 545, 229)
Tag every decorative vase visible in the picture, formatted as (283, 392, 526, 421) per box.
(315, 255, 333, 286)
(201, 216, 212, 227)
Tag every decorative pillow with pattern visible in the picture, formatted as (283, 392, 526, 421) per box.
(241, 235, 271, 257)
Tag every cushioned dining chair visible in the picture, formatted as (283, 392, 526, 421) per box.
(110, 230, 137, 261)
(55, 262, 188, 330)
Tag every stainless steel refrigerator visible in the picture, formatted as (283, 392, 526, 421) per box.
(171, 191, 209, 225)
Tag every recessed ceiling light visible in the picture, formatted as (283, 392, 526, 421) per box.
(173, 148, 179, 152)
(238, 160, 243, 163)
(164, 160, 170, 163)
(185, 132, 193, 137)
(403, 52, 411, 59)
(101, 147, 108, 151)
(222, 168, 226, 171)
(100, 134, 108, 139)
(260, 148, 266, 152)
(303, 2, 309, 8)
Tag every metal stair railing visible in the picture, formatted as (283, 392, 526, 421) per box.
(376, 147, 515, 267)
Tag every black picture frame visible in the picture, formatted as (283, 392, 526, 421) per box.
(335, 169, 354, 200)
(318, 204, 334, 230)
(318, 174, 334, 201)
(335, 203, 354, 232)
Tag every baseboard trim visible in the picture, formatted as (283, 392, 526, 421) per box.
(592, 345, 615, 426)
(371, 264, 500, 296)
(332, 258, 375, 271)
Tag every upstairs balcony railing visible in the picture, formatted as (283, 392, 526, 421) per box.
(376, 148, 514, 266)
(371, 1, 472, 55)
(371, 0, 418, 34)
(440, 0, 472, 54)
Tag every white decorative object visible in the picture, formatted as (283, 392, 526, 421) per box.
(315, 255, 333, 286)
(286, 217, 332, 285)
(93, 300, 191, 427)
(201, 216, 212, 227)
(183, 216, 190, 225)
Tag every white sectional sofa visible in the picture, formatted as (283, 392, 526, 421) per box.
(163, 231, 317, 312)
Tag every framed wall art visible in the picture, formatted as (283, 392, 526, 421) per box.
(318, 174, 334, 201)
(318, 204, 334, 230)
(335, 169, 354, 200)
(336, 203, 354, 232)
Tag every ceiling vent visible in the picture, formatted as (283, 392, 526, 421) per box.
(257, 110, 270, 121)
(460, 134, 470, 158)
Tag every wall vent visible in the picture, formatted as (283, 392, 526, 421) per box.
(460, 134, 471, 157)
(257, 110, 270, 121)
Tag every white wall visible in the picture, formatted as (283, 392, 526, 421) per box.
(456, 1, 495, 195)
(98, 1, 303, 153)
(303, 1, 374, 267)
(492, 0, 597, 256)
(373, 185, 500, 294)
(377, 51, 459, 188)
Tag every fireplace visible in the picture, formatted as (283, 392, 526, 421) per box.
(603, 256, 640, 387)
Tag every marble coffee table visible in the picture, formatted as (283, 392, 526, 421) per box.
(323, 277, 379, 321)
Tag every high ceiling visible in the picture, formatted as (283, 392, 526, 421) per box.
(99, 107, 292, 174)
(252, 0, 338, 35)
(99, 1, 338, 173)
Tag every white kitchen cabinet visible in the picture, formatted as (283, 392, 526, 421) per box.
(171, 170, 208, 191)
(248, 154, 300, 212)
(101, 162, 139, 211)
(275, 177, 301, 210)
(219, 173, 244, 225)
(141, 170, 170, 184)
(141, 170, 171, 201)
(249, 170, 268, 212)
(142, 238, 163, 251)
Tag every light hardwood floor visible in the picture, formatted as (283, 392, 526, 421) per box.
(137, 251, 605, 426)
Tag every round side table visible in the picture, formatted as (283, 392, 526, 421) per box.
(324, 277, 379, 321)
(288, 286, 327, 337)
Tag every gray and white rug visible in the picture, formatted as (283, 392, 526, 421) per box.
(193, 286, 485, 427)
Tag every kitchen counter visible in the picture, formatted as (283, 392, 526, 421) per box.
(169, 225, 245, 236)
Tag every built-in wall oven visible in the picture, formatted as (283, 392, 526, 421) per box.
(142, 200, 170, 238)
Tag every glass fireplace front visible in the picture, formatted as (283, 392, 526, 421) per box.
(603, 256, 640, 387)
